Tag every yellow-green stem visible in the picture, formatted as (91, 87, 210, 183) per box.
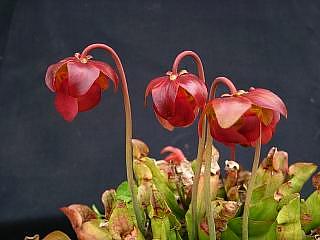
(191, 121, 206, 239)
(203, 131, 216, 240)
(80, 44, 145, 234)
(242, 123, 262, 240)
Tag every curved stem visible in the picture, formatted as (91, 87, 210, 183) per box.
(171, 50, 206, 240)
(172, 51, 205, 81)
(210, 77, 237, 98)
(80, 44, 145, 234)
(242, 123, 262, 240)
(200, 76, 238, 239)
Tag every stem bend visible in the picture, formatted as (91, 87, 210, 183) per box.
(80, 43, 145, 234)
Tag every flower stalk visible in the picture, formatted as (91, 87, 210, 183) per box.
(202, 76, 238, 240)
(171, 50, 206, 239)
(203, 131, 216, 240)
(242, 123, 262, 240)
(79, 44, 145, 234)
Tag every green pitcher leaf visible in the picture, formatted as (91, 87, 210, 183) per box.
(150, 217, 171, 240)
(115, 181, 132, 203)
(81, 220, 113, 240)
(276, 163, 317, 199)
(185, 208, 193, 240)
(221, 217, 276, 239)
(276, 194, 303, 240)
(43, 231, 71, 240)
(249, 196, 278, 221)
(143, 157, 185, 219)
(108, 202, 135, 240)
(101, 189, 116, 220)
(301, 190, 320, 233)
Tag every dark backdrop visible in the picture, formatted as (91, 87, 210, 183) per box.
(1, 0, 320, 239)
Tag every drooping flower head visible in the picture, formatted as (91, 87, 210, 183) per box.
(200, 77, 287, 147)
(145, 70, 208, 130)
(45, 53, 119, 121)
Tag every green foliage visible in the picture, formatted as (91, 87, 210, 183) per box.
(31, 147, 320, 240)
(115, 181, 132, 203)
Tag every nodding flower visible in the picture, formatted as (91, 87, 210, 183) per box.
(45, 53, 118, 121)
(145, 70, 207, 131)
(200, 77, 287, 147)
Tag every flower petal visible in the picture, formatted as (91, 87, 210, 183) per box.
(89, 60, 119, 90)
(261, 125, 273, 145)
(67, 62, 100, 97)
(161, 146, 185, 164)
(212, 96, 252, 128)
(45, 64, 59, 92)
(77, 82, 102, 112)
(144, 76, 167, 105)
(243, 88, 287, 118)
(45, 57, 75, 92)
(153, 104, 174, 131)
(95, 72, 109, 91)
(210, 119, 249, 146)
(54, 92, 78, 122)
(238, 114, 261, 143)
(177, 73, 208, 108)
(151, 78, 179, 118)
(166, 88, 198, 127)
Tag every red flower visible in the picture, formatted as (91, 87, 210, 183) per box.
(161, 146, 186, 165)
(145, 70, 208, 130)
(45, 53, 118, 121)
(201, 87, 287, 147)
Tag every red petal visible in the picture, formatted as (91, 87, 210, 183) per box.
(260, 112, 280, 145)
(45, 64, 58, 92)
(89, 60, 119, 90)
(144, 76, 167, 105)
(177, 73, 208, 108)
(238, 114, 261, 143)
(153, 105, 174, 131)
(166, 88, 198, 127)
(95, 73, 110, 91)
(212, 96, 252, 128)
(210, 119, 249, 146)
(67, 62, 100, 97)
(161, 146, 185, 164)
(261, 125, 273, 145)
(54, 92, 78, 122)
(45, 57, 75, 92)
(243, 88, 287, 118)
(78, 82, 102, 112)
(151, 78, 179, 118)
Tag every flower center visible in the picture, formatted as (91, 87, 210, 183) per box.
(169, 74, 177, 81)
(166, 69, 188, 81)
(221, 89, 248, 98)
(74, 53, 93, 64)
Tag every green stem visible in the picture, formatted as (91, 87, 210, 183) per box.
(242, 123, 262, 240)
(80, 44, 145, 234)
(191, 124, 206, 239)
(172, 50, 206, 240)
(203, 130, 216, 240)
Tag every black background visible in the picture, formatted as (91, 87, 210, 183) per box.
(1, 0, 320, 239)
